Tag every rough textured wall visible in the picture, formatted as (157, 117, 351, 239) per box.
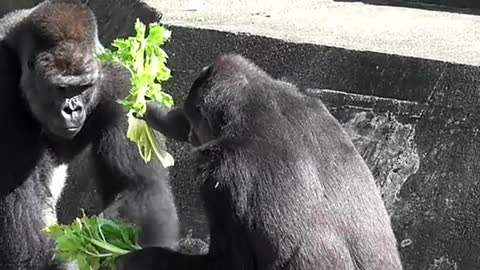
(2, 1, 480, 270)
(159, 26, 480, 270)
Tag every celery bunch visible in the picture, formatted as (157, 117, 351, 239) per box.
(43, 214, 141, 270)
(98, 19, 174, 167)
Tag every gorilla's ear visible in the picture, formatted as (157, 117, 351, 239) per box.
(189, 65, 213, 93)
(80, 0, 89, 6)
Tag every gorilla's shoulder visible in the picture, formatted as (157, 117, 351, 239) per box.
(0, 8, 34, 40)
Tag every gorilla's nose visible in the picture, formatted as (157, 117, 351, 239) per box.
(61, 98, 84, 123)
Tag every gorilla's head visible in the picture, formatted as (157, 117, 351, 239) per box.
(11, 0, 102, 140)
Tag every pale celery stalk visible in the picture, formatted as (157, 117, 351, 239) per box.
(98, 19, 174, 167)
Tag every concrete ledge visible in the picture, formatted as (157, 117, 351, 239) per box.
(146, 0, 480, 66)
(162, 24, 451, 105)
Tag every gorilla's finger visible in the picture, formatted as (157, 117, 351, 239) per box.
(145, 100, 169, 114)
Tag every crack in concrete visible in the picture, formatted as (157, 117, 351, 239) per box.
(414, 64, 448, 123)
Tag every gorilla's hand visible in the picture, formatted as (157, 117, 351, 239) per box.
(133, 101, 169, 123)
(133, 101, 191, 142)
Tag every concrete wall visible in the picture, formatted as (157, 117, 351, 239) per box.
(160, 26, 480, 270)
(2, 1, 480, 269)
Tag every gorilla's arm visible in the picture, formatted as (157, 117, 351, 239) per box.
(139, 101, 190, 142)
(89, 64, 180, 248)
(114, 171, 237, 270)
(94, 124, 180, 248)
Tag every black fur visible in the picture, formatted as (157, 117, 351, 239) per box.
(0, 1, 179, 269)
(117, 54, 403, 270)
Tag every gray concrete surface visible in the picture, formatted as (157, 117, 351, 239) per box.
(145, 0, 480, 66)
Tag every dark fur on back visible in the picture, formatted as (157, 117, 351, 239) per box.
(116, 54, 403, 270)
(194, 54, 402, 269)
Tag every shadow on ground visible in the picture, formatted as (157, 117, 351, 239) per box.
(334, 0, 480, 15)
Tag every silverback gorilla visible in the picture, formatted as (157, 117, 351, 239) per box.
(116, 54, 403, 270)
(0, 1, 179, 269)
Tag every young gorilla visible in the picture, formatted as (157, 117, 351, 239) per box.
(0, 1, 179, 269)
(116, 54, 403, 270)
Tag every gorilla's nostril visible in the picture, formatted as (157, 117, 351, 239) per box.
(73, 105, 83, 112)
(63, 100, 83, 116)
(63, 107, 73, 115)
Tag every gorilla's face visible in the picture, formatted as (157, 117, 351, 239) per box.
(20, 46, 100, 140)
(183, 65, 222, 147)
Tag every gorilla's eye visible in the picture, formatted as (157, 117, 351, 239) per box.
(79, 83, 94, 91)
(80, 0, 89, 6)
(27, 57, 35, 71)
(57, 85, 67, 92)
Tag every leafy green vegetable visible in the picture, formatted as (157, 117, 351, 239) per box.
(97, 19, 174, 167)
(43, 213, 141, 270)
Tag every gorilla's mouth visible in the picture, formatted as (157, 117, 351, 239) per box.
(66, 126, 81, 132)
(47, 110, 87, 140)
(61, 126, 82, 137)
(44, 124, 83, 141)
(66, 126, 81, 133)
